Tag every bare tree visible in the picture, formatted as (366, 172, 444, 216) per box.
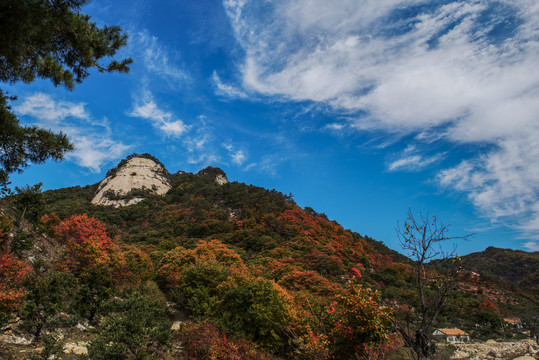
(394, 208, 472, 360)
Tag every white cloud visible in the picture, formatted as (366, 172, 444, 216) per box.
(388, 152, 444, 172)
(225, 0, 539, 239)
(70, 136, 130, 172)
(128, 92, 188, 137)
(15, 93, 88, 124)
(523, 241, 539, 252)
(15, 93, 130, 172)
(134, 30, 188, 82)
(325, 123, 346, 131)
(226, 0, 539, 134)
(180, 116, 221, 166)
(212, 71, 247, 99)
(439, 129, 539, 237)
(128, 92, 220, 166)
(223, 143, 248, 165)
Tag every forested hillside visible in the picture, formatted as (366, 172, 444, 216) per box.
(452, 247, 538, 295)
(0, 157, 538, 359)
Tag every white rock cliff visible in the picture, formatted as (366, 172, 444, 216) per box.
(91, 156, 171, 207)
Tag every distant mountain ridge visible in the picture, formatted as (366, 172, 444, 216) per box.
(433, 246, 539, 296)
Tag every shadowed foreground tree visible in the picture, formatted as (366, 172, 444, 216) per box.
(14, 183, 44, 225)
(87, 284, 172, 360)
(522, 315, 539, 345)
(395, 209, 471, 360)
(0, 96, 72, 195)
(0, 0, 132, 193)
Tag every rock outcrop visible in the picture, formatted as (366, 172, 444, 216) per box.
(450, 339, 538, 359)
(197, 166, 229, 185)
(91, 155, 171, 207)
(91, 155, 229, 207)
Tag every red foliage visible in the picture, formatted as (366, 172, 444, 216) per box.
(278, 269, 338, 296)
(0, 252, 31, 315)
(478, 299, 499, 313)
(349, 267, 362, 279)
(55, 214, 126, 278)
(157, 240, 246, 290)
(235, 220, 244, 229)
(325, 283, 393, 359)
(180, 321, 277, 360)
(57, 214, 109, 245)
(276, 206, 377, 266)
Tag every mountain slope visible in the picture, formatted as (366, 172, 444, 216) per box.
(457, 246, 538, 295)
(1, 154, 538, 359)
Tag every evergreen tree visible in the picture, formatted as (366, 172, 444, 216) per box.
(14, 183, 45, 225)
(0, 95, 72, 195)
(0, 0, 133, 193)
(88, 284, 172, 360)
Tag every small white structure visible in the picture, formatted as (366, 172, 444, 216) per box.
(432, 328, 470, 343)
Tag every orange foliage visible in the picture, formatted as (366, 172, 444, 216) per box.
(55, 214, 126, 278)
(0, 252, 31, 315)
(278, 269, 338, 296)
(57, 214, 109, 245)
(157, 239, 246, 290)
(124, 247, 154, 282)
(189, 240, 246, 267)
(181, 321, 277, 360)
(39, 213, 60, 237)
(276, 206, 376, 267)
(479, 299, 499, 313)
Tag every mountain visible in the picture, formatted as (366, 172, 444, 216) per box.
(1, 154, 538, 359)
(41, 154, 399, 269)
(446, 246, 538, 295)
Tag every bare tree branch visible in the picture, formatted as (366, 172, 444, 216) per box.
(394, 208, 473, 360)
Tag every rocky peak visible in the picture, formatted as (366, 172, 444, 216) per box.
(91, 154, 171, 207)
(197, 166, 228, 185)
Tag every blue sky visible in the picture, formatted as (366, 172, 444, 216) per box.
(7, 0, 539, 255)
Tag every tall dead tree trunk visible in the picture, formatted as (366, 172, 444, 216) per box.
(395, 208, 472, 360)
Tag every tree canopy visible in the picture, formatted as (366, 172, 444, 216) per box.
(0, 0, 133, 193)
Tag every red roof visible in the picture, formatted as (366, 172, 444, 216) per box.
(436, 328, 469, 336)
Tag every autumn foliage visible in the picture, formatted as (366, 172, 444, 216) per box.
(181, 321, 278, 360)
(157, 239, 246, 291)
(478, 299, 499, 313)
(0, 251, 31, 321)
(326, 282, 393, 359)
(55, 214, 125, 279)
(0, 172, 429, 358)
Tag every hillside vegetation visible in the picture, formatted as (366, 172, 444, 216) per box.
(0, 158, 537, 359)
(449, 247, 538, 295)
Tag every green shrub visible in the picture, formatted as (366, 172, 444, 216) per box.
(176, 264, 230, 317)
(218, 277, 289, 351)
(88, 283, 172, 360)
